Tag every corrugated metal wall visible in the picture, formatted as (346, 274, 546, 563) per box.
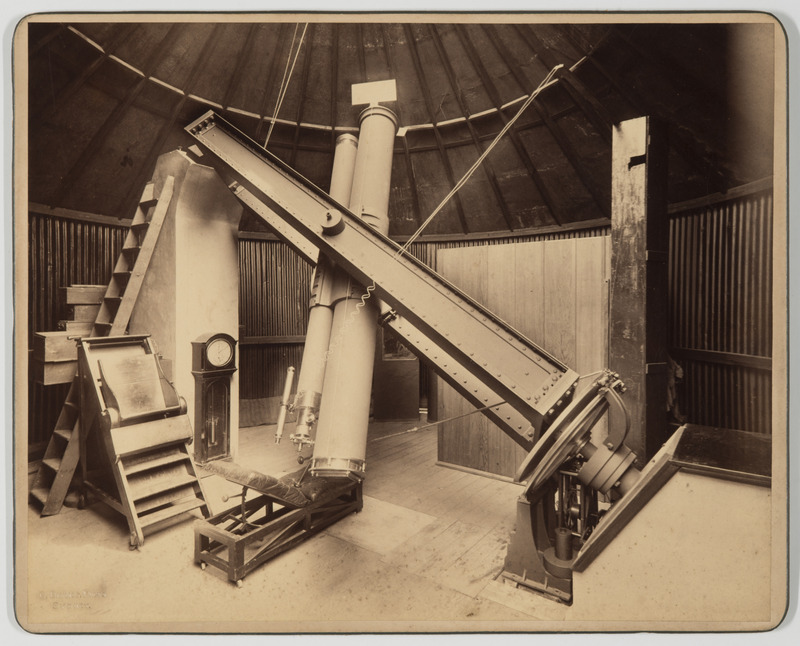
(668, 186, 773, 434)
(235, 190, 775, 436)
(235, 222, 612, 408)
(238, 238, 313, 399)
(27, 209, 128, 452)
(26, 181, 774, 455)
(28, 210, 127, 334)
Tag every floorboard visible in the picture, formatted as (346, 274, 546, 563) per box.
(24, 420, 560, 631)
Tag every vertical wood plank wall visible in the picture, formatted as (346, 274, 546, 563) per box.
(26, 181, 775, 458)
(435, 237, 611, 478)
(234, 225, 611, 417)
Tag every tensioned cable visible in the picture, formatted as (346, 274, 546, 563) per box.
(368, 400, 508, 443)
(264, 23, 309, 149)
(265, 23, 299, 145)
(400, 63, 563, 251)
(323, 62, 565, 362)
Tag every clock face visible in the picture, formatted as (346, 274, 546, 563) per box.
(206, 337, 233, 368)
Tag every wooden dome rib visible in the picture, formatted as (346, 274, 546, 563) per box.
(594, 27, 732, 193)
(481, 24, 591, 225)
(428, 24, 516, 232)
(32, 23, 136, 122)
(254, 22, 292, 146)
(50, 23, 187, 208)
(27, 20, 757, 235)
(402, 23, 469, 234)
(115, 24, 229, 218)
(221, 23, 260, 111)
(328, 24, 340, 151)
(378, 23, 424, 234)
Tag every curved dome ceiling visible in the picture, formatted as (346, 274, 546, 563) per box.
(26, 18, 775, 237)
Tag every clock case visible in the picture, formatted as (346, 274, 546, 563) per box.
(191, 332, 237, 463)
(191, 332, 237, 372)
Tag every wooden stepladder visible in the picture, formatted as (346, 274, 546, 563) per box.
(30, 177, 175, 516)
(76, 334, 210, 550)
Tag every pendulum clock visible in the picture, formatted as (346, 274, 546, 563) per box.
(192, 332, 237, 463)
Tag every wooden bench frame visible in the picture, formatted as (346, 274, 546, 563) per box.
(194, 478, 363, 586)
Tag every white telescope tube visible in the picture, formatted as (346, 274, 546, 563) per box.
(290, 134, 359, 451)
(311, 106, 398, 479)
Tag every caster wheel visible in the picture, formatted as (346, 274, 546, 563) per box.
(297, 455, 305, 464)
(200, 562, 207, 570)
(236, 579, 243, 588)
(77, 495, 87, 510)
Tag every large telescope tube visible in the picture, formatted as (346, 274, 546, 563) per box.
(290, 134, 359, 450)
(310, 106, 398, 479)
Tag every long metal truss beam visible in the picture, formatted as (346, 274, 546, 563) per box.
(186, 111, 578, 447)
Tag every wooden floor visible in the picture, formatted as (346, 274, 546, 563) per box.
(21, 420, 573, 633)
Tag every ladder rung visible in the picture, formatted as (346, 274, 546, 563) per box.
(140, 497, 206, 529)
(132, 473, 199, 502)
(113, 257, 134, 273)
(135, 483, 200, 514)
(102, 298, 122, 311)
(132, 225, 149, 244)
(124, 452, 189, 476)
(30, 487, 50, 506)
(54, 427, 72, 442)
(139, 183, 158, 209)
(42, 457, 62, 472)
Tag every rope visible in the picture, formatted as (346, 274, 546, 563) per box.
(369, 401, 507, 443)
(264, 23, 309, 148)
